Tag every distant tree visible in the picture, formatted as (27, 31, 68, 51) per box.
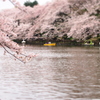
(24, 0, 38, 7)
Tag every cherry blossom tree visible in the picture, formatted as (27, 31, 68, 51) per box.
(0, 0, 36, 63)
(3, 0, 99, 42)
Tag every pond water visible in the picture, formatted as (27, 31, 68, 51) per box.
(0, 45, 100, 100)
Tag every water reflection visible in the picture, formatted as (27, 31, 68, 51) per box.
(0, 46, 100, 100)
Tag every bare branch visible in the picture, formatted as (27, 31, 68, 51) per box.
(9, 0, 27, 13)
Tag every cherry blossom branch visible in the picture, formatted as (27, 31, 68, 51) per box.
(0, 43, 37, 63)
(0, 43, 26, 63)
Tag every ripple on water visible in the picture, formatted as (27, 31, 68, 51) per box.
(0, 46, 100, 100)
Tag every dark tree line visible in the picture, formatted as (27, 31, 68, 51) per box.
(24, 0, 38, 7)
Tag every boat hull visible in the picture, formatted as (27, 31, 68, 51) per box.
(44, 43, 56, 46)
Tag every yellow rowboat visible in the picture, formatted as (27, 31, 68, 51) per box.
(44, 42, 56, 46)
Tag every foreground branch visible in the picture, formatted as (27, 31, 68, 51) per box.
(0, 43, 37, 63)
(0, 43, 26, 63)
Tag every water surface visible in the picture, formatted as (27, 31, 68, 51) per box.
(0, 45, 100, 100)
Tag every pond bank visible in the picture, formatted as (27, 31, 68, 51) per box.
(14, 38, 100, 46)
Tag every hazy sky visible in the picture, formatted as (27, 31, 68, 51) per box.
(0, 0, 52, 10)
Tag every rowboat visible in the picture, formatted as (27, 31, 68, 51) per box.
(44, 42, 56, 46)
